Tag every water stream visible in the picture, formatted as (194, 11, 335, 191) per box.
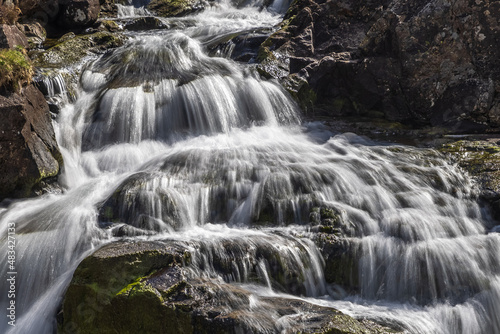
(1, 0, 500, 333)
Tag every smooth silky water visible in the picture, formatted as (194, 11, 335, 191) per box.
(2, 0, 500, 333)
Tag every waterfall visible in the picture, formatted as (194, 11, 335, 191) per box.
(1, 0, 500, 333)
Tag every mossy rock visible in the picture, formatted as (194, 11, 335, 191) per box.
(32, 31, 126, 68)
(146, 0, 206, 17)
(61, 239, 402, 334)
(0, 47, 33, 93)
(440, 139, 500, 192)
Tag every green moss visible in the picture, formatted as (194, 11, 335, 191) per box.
(0, 47, 33, 92)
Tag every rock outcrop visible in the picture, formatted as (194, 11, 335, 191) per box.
(258, 0, 500, 133)
(0, 84, 63, 200)
(0, 23, 28, 48)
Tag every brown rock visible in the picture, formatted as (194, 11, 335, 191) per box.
(0, 84, 62, 200)
(0, 23, 28, 48)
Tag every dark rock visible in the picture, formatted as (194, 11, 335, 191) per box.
(16, 0, 60, 22)
(57, 0, 100, 28)
(207, 30, 272, 63)
(258, 0, 500, 132)
(0, 23, 28, 48)
(0, 84, 63, 200)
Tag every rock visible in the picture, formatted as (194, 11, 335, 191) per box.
(146, 0, 207, 17)
(123, 16, 168, 31)
(31, 30, 126, 68)
(0, 3, 20, 25)
(0, 84, 63, 200)
(57, 0, 101, 28)
(16, 20, 46, 49)
(16, 0, 60, 21)
(439, 138, 500, 229)
(207, 29, 272, 63)
(98, 172, 187, 233)
(0, 23, 28, 49)
(316, 233, 360, 293)
(0, 47, 33, 92)
(60, 240, 402, 334)
(258, 0, 500, 132)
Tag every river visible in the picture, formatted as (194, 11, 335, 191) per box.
(1, 0, 500, 333)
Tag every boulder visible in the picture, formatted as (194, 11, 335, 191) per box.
(146, 0, 206, 17)
(0, 23, 28, 48)
(60, 240, 402, 334)
(31, 30, 126, 68)
(258, 0, 500, 132)
(57, 0, 100, 28)
(16, 20, 46, 49)
(0, 84, 63, 200)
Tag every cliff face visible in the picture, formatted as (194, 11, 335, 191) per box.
(258, 0, 500, 132)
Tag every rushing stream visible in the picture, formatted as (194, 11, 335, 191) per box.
(2, 0, 500, 333)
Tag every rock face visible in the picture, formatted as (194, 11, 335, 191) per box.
(258, 0, 500, 132)
(57, 0, 100, 28)
(0, 24, 28, 48)
(60, 240, 401, 334)
(0, 84, 63, 200)
(31, 30, 126, 68)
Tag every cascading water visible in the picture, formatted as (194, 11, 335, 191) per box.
(1, 0, 500, 333)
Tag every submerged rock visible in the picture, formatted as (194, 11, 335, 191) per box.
(60, 240, 402, 334)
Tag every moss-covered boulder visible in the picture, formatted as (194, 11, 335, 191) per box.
(31, 31, 126, 68)
(0, 47, 33, 93)
(60, 240, 401, 334)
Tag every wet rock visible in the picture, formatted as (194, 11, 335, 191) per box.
(99, 173, 186, 232)
(146, 0, 207, 17)
(207, 29, 272, 62)
(316, 233, 360, 293)
(31, 30, 126, 68)
(57, 0, 101, 28)
(440, 138, 500, 224)
(0, 23, 28, 49)
(60, 240, 401, 334)
(258, 0, 500, 132)
(0, 84, 63, 200)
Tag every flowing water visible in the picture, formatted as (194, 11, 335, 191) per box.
(2, 1, 500, 333)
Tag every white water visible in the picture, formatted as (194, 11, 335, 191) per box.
(2, 1, 500, 333)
